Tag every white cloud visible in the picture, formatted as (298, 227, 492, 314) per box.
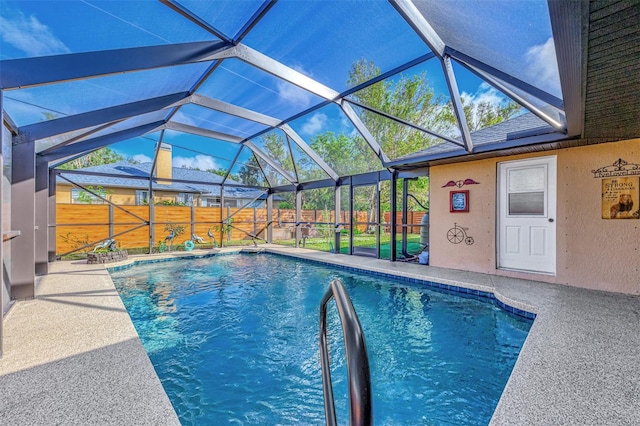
(461, 82, 504, 108)
(275, 63, 316, 108)
(276, 80, 314, 108)
(300, 113, 328, 135)
(173, 154, 218, 171)
(0, 12, 70, 57)
(460, 83, 513, 130)
(130, 154, 152, 164)
(524, 37, 561, 97)
(172, 112, 197, 127)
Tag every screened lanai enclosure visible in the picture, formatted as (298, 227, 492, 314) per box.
(1, 1, 587, 291)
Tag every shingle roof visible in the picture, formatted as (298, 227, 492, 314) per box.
(395, 113, 556, 161)
(57, 162, 267, 200)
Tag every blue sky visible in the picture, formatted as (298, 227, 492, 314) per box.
(1, 0, 560, 172)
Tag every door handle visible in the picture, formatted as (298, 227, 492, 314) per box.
(548, 218, 554, 223)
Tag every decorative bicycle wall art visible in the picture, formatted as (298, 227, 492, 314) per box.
(447, 223, 474, 245)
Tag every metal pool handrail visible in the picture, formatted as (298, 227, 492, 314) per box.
(319, 279, 372, 426)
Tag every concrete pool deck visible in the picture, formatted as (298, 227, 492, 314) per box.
(1, 245, 638, 425)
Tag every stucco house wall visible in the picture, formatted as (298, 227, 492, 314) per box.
(429, 138, 639, 295)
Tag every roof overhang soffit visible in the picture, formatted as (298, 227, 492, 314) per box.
(547, 0, 586, 138)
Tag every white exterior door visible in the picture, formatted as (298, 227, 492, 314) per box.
(498, 156, 556, 274)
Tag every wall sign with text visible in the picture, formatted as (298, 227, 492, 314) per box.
(602, 177, 639, 219)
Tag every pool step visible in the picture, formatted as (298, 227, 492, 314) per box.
(240, 247, 265, 254)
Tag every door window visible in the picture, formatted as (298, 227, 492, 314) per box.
(507, 166, 546, 216)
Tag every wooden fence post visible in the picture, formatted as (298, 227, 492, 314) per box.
(109, 204, 114, 239)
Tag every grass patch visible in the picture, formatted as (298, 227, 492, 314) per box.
(272, 233, 424, 257)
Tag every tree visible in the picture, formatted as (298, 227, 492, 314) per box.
(344, 59, 521, 221)
(347, 59, 451, 160)
(236, 155, 263, 187)
(308, 132, 376, 177)
(259, 132, 294, 186)
(233, 58, 522, 224)
(463, 99, 521, 132)
(343, 59, 452, 226)
(58, 147, 124, 170)
(437, 97, 522, 133)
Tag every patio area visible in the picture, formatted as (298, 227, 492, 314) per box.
(1, 246, 638, 425)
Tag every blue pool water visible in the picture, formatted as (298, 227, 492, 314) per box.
(110, 254, 532, 425)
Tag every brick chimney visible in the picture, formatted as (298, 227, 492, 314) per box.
(156, 143, 172, 185)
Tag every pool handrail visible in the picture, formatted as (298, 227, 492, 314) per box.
(319, 279, 372, 426)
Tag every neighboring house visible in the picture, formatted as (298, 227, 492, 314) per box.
(56, 145, 267, 208)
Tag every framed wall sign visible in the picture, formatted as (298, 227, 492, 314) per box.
(450, 190, 469, 213)
(601, 177, 639, 219)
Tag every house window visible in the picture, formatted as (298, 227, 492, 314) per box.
(201, 197, 221, 207)
(135, 190, 149, 205)
(176, 193, 194, 206)
(71, 188, 104, 204)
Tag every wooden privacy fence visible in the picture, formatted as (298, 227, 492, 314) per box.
(383, 211, 428, 233)
(55, 204, 391, 255)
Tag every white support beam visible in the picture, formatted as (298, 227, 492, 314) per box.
(190, 94, 281, 127)
(339, 101, 390, 164)
(209, 44, 341, 101)
(442, 55, 473, 153)
(163, 122, 244, 143)
(389, 0, 446, 58)
(244, 140, 296, 183)
(464, 63, 566, 132)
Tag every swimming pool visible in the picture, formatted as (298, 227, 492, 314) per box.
(110, 253, 532, 425)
